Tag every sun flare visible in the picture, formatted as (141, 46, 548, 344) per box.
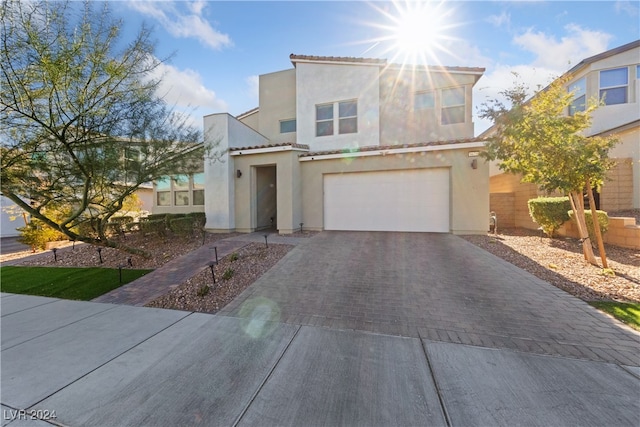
(369, 0, 456, 66)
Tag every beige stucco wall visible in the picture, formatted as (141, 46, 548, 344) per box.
(296, 62, 381, 151)
(257, 69, 297, 143)
(299, 147, 489, 234)
(379, 68, 476, 145)
(232, 150, 303, 234)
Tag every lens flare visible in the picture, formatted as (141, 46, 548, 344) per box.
(362, 0, 459, 67)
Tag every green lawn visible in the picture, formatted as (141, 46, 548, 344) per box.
(590, 301, 640, 331)
(0, 266, 152, 301)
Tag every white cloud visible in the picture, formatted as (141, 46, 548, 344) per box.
(615, 0, 639, 17)
(486, 11, 510, 28)
(129, 1, 232, 50)
(513, 24, 612, 71)
(150, 61, 227, 112)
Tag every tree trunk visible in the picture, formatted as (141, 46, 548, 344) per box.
(568, 191, 599, 266)
(586, 181, 608, 268)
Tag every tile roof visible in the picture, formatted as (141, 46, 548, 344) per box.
(566, 39, 639, 75)
(236, 107, 259, 119)
(290, 54, 485, 74)
(230, 142, 310, 152)
(290, 54, 387, 65)
(299, 138, 485, 157)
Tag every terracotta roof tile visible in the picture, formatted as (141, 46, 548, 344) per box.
(290, 54, 387, 65)
(230, 142, 310, 152)
(299, 138, 485, 157)
(290, 54, 485, 74)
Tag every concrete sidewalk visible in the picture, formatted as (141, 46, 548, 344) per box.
(1, 293, 639, 426)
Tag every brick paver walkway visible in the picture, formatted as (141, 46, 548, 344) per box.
(92, 239, 248, 306)
(220, 231, 640, 366)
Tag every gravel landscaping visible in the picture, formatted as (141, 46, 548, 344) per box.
(461, 228, 639, 303)
(145, 242, 293, 313)
(3, 225, 638, 311)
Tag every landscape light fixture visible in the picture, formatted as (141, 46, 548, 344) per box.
(208, 261, 216, 284)
(264, 234, 268, 248)
(52, 247, 58, 262)
(97, 247, 103, 264)
(118, 265, 123, 284)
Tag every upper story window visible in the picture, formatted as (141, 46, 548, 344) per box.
(280, 119, 296, 133)
(441, 87, 465, 125)
(338, 100, 357, 134)
(414, 91, 435, 110)
(568, 77, 586, 116)
(600, 67, 628, 105)
(636, 65, 640, 79)
(316, 100, 358, 137)
(316, 104, 334, 137)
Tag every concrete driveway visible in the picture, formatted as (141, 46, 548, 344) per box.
(2, 231, 639, 426)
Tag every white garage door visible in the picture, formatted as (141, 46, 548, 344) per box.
(324, 168, 450, 232)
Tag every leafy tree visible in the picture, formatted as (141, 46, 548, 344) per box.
(479, 74, 617, 267)
(1, 1, 206, 255)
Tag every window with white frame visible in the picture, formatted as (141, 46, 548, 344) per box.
(338, 100, 357, 134)
(600, 67, 628, 105)
(414, 91, 435, 110)
(441, 87, 465, 125)
(173, 175, 190, 206)
(280, 119, 296, 133)
(193, 173, 205, 206)
(316, 100, 358, 137)
(155, 174, 204, 207)
(568, 77, 586, 116)
(316, 104, 334, 137)
(156, 177, 171, 206)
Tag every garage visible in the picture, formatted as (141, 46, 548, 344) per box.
(323, 168, 450, 232)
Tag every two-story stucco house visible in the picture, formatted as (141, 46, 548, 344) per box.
(156, 54, 489, 235)
(487, 40, 640, 230)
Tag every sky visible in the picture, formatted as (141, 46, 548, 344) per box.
(106, 0, 639, 135)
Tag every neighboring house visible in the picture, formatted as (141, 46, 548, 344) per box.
(157, 54, 489, 234)
(485, 40, 640, 229)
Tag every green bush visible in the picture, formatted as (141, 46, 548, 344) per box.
(196, 284, 210, 297)
(569, 210, 609, 241)
(187, 212, 206, 228)
(17, 220, 67, 250)
(527, 197, 571, 237)
(169, 217, 194, 235)
(107, 216, 133, 235)
(140, 218, 166, 236)
(222, 268, 234, 280)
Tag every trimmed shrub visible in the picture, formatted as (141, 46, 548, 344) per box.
(17, 220, 67, 250)
(169, 217, 194, 236)
(569, 210, 609, 242)
(528, 197, 571, 237)
(187, 212, 206, 228)
(107, 216, 134, 235)
(140, 218, 166, 236)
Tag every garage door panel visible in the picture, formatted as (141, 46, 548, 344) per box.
(324, 169, 450, 232)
